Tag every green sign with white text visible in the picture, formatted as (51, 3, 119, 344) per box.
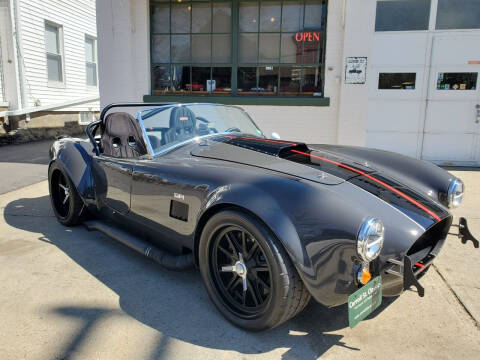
(348, 276, 382, 328)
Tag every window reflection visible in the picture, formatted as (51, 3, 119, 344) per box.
(152, 65, 170, 95)
(280, 67, 301, 95)
(302, 67, 322, 95)
(212, 67, 232, 94)
(238, 67, 257, 94)
(436, 0, 480, 30)
(172, 65, 190, 93)
(258, 66, 279, 94)
(375, 0, 431, 31)
(192, 3, 211, 33)
(190, 67, 210, 93)
(260, 1, 281, 32)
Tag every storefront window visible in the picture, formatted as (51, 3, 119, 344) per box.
(150, 0, 327, 97)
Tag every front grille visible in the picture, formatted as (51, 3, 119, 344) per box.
(407, 216, 452, 261)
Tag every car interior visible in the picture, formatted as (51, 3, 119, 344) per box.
(98, 107, 210, 158)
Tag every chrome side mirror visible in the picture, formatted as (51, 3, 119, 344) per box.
(271, 132, 281, 140)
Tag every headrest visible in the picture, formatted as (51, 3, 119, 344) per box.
(169, 106, 196, 129)
(104, 112, 139, 136)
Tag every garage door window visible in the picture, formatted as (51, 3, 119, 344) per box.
(437, 73, 478, 90)
(378, 73, 416, 90)
(436, 0, 480, 30)
(375, 0, 431, 31)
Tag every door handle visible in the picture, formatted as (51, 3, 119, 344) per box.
(476, 105, 480, 124)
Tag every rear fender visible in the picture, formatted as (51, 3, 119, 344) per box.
(50, 139, 95, 201)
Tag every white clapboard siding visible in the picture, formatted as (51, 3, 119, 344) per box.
(0, 54, 4, 102)
(0, 73, 4, 103)
(17, 0, 99, 111)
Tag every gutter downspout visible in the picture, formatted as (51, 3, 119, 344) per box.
(10, 0, 26, 110)
(0, 33, 5, 102)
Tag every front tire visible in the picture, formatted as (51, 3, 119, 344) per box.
(199, 210, 310, 331)
(48, 162, 84, 226)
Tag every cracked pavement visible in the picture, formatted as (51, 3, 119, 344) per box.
(0, 141, 479, 359)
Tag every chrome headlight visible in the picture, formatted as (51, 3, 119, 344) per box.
(357, 218, 384, 262)
(447, 178, 464, 208)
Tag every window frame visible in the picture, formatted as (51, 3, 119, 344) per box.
(45, 21, 65, 88)
(85, 35, 98, 87)
(148, 0, 329, 104)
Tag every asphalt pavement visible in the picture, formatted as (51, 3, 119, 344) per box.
(0, 140, 52, 194)
(0, 143, 479, 359)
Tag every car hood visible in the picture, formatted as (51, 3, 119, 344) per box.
(190, 135, 451, 227)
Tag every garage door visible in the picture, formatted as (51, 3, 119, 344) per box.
(421, 35, 480, 165)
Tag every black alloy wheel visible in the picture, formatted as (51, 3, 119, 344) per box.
(210, 225, 272, 318)
(199, 210, 311, 331)
(49, 162, 84, 226)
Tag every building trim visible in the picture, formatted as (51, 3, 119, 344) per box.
(143, 94, 330, 106)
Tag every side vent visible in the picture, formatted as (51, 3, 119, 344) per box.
(170, 200, 189, 222)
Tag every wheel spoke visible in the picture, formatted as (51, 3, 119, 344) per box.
(242, 276, 247, 292)
(225, 232, 241, 254)
(226, 274, 239, 291)
(62, 193, 70, 205)
(59, 184, 68, 191)
(251, 273, 270, 293)
(247, 278, 260, 306)
(218, 245, 236, 261)
(245, 241, 257, 260)
(241, 231, 247, 255)
(251, 266, 268, 272)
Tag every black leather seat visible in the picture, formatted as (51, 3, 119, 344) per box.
(163, 107, 197, 146)
(100, 112, 147, 158)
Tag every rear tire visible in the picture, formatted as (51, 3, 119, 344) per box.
(199, 210, 310, 331)
(48, 162, 84, 226)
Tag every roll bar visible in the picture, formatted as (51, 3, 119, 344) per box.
(86, 102, 176, 156)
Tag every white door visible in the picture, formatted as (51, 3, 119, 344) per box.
(421, 35, 480, 165)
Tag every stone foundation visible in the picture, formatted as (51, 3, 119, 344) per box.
(0, 111, 98, 145)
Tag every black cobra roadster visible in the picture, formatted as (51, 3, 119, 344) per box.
(48, 103, 478, 331)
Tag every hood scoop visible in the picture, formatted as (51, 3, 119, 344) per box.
(191, 136, 347, 185)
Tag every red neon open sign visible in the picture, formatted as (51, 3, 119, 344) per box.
(295, 32, 321, 42)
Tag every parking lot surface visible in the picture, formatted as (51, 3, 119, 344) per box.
(0, 170, 479, 359)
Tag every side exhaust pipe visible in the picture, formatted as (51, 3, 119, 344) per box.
(84, 220, 195, 271)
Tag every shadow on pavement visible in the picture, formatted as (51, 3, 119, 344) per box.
(4, 195, 398, 360)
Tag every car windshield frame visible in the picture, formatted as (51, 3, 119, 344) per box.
(136, 103, 265, 157)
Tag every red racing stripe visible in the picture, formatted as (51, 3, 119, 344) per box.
(291, 149, 441, 222)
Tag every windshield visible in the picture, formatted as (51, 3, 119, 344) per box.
(138, 104, 264, 155)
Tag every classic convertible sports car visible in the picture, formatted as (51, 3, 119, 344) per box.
(48, 103, 478, 331)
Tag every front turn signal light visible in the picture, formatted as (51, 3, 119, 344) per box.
(358, 267, 372, 285)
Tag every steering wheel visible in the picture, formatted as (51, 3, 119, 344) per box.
(225, 127, 242, 133)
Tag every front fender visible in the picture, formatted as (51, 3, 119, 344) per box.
(201, 181, 312, 270)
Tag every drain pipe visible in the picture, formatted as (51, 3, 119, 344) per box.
(10, 0, 27, 109)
